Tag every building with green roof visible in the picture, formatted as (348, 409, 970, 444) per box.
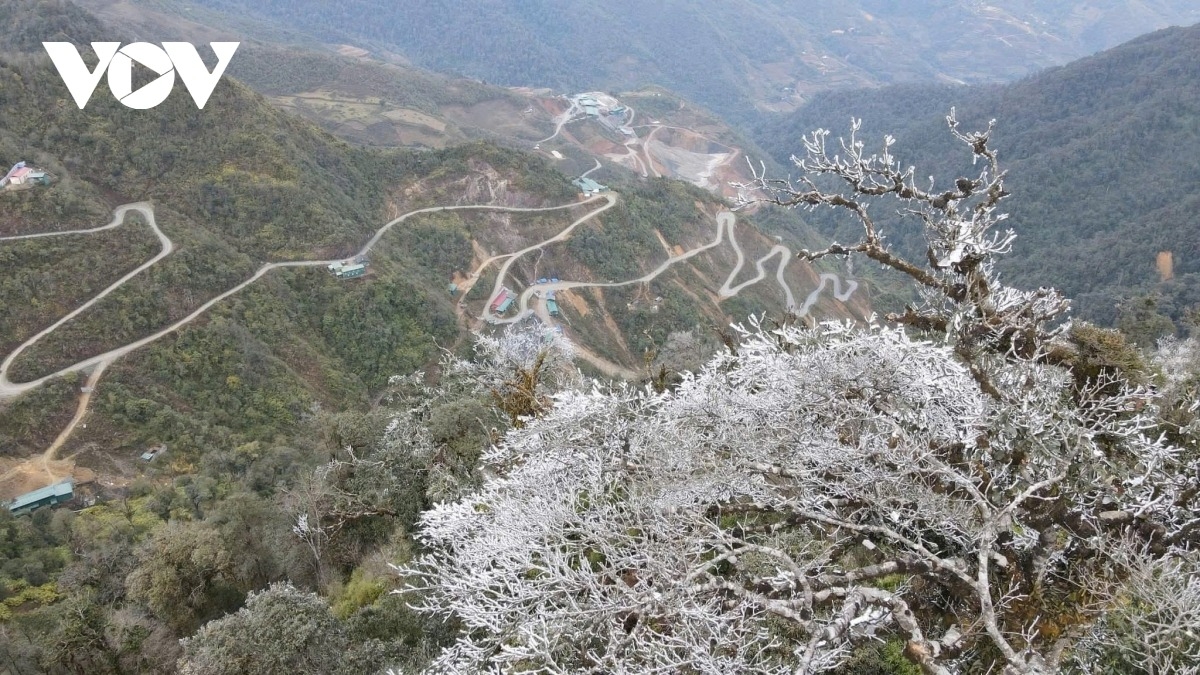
(8, 480, 74, 515)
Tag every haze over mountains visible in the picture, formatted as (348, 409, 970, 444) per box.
(755, 23, 1200, 330)
(186, 0, 1200, 117)
(3, 1, 1200, 672)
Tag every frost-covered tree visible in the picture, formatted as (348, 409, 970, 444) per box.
(401, 117, 1200, 674)
(393, 324, 579, 504)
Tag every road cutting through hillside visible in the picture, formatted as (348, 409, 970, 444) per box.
(0, 195, 613, 403)
(533, 98, 580, 145)
(0, 194, 625, 484)
(0, 190, 856, 481)
(480, 209, 858, 327)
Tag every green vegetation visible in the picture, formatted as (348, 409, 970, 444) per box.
(0, 0, 104, 53)
(0, 376, 79, 457)
(230, 45, 520, 115)
(0, 212, 161, 357)
(187, 0, 1200, 123)
(0, 4, 862, 671)
(756, 24, 1200, 333)
(0, 34, 584, 458)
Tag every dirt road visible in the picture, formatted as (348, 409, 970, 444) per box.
(0, 203, 171, 399)
(482, 210, 858, 326)
(0, 189, 857, 470)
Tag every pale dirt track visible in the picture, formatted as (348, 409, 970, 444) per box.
(0, 190, 857, 488)
(0, 196, 612, 403)
(481, 210, 857, 327)
(0, 196, 612, 484)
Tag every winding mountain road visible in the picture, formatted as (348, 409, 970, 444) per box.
(1, 196, 613, 403)
(533, 98, 580, 145)
(0, 203, 172, 399)
(0, 188, 857, 470)
(480, 210, 857, 326)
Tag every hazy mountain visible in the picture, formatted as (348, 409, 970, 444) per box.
(181, 0, 1200, 118)
(755, 23, 1200, 330)
(1, 1, 862, 471)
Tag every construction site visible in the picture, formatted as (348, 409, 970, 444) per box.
(533, 90, 746, 198)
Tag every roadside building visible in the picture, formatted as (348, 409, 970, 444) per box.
(489, 289, 510, 312)
(7, 167, 31, 185)
(547, 299, 560, 317)
(448, 283, 459, 295)
(572, 177, 606, 195)
(9, 481, 74, 515)
(1, 161, 24, 188)
(337, 264, 366, 278)
(328, 260, 367, 279)
(496, 297, 515, 313)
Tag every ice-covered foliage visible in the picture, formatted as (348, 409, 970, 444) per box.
(405, 315, 1191, 673)
(443, 324, 580, 401)
(403, 119, 1198, 674)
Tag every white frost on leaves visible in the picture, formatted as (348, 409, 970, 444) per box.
(401, 319, 1187, 674)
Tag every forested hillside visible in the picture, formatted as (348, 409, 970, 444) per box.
(0, 5, 869, 666)
(756, 23, 1200, 334)
(1, 2, 1197, 672)
(185, 0, 1200, 119)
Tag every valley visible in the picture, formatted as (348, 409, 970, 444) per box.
(0, 188, 861, 500)
(0, 2, 1196, 672)
(176, 0, 1200, 117)
(755, 22, 1200, 331)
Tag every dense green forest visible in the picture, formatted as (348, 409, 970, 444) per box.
(755, 23, 1200, 334)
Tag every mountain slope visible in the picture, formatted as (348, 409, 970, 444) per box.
(0, 3, 864, 490)
(755, 24, 1200, 328)
(181, 0, 1200, 118)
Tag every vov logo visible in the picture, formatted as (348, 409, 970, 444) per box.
(42, 42, 240, 110)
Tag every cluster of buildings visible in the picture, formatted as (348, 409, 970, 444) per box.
(577, 94, 602, 117)
(490, 287, 516, 314)
(599, 106, 635, 138)
(328, 257, 369, 279)
(573, 93, 635, 137)
(536, 279, 562, 317)
(0, 161, 50, 190)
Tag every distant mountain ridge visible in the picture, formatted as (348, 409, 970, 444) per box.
(181, 0, 1200, 119)
(0, 0, 865, 471)
(755, 23, 1200, 329)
